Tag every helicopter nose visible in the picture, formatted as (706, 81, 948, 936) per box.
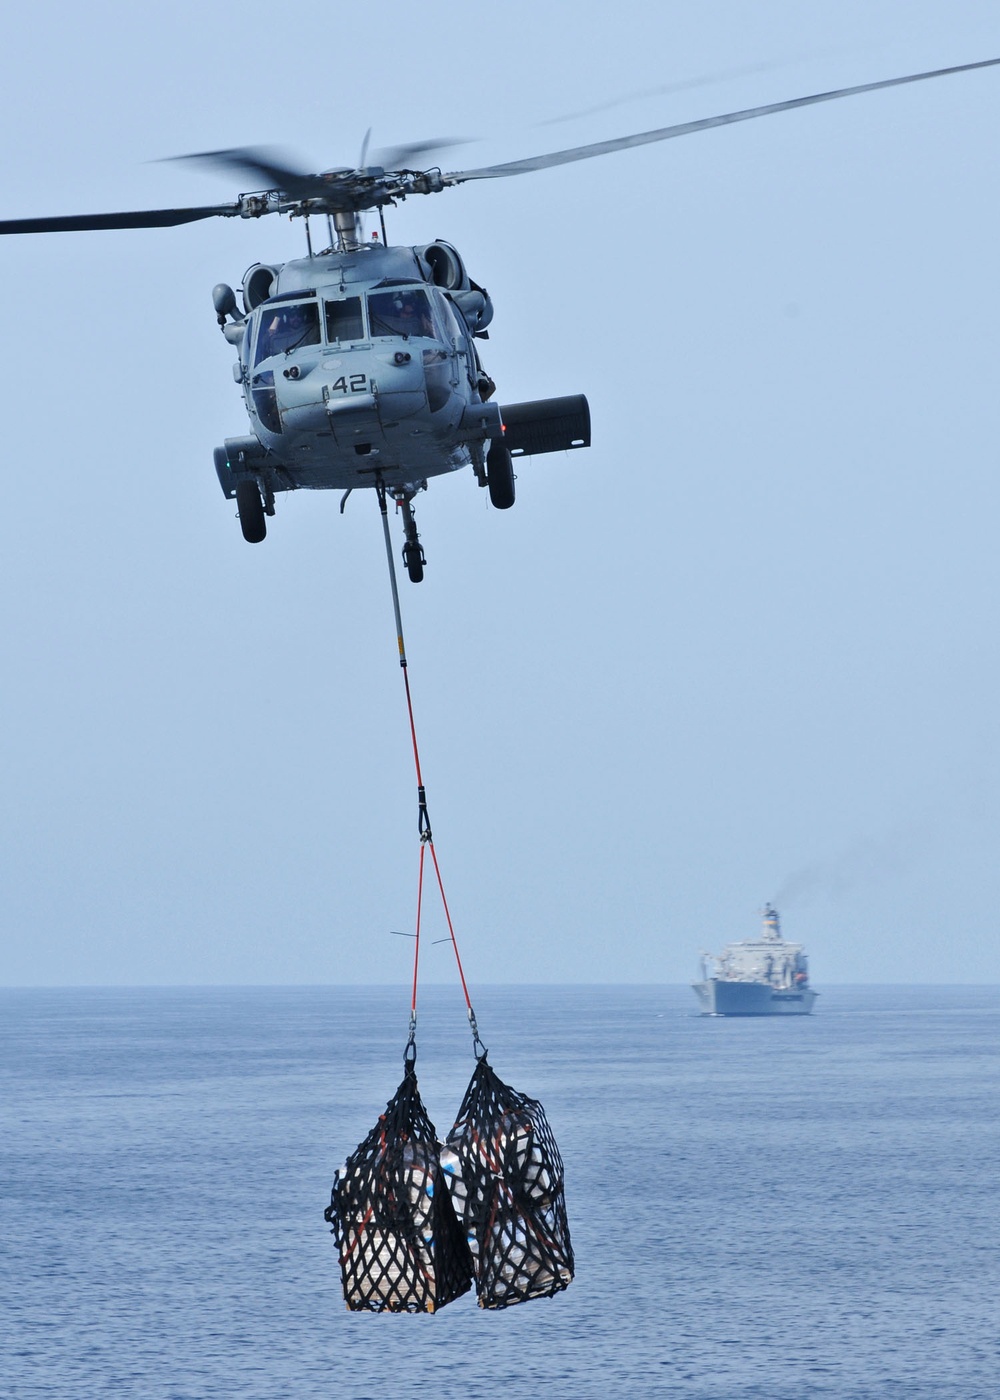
(274, 347, 428, 436)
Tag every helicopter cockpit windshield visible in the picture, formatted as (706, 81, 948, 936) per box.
(254, 299, 321, 364)
(325, 296, 364, 344)
(368, 289, 434, 340)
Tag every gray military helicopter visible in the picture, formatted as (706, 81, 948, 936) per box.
(1, 57, 996, 579)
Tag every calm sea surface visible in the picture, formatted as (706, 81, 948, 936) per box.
(2, 984, 998, 1399)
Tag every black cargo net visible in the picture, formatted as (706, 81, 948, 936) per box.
(324, 1060, 473, 1313)
(442, 1055, 574, 1310)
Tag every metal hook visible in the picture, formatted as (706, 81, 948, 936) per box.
(468, 1007, 487, 1060)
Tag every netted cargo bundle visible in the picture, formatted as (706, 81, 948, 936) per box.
(442, 1055, 574, 1310)
(324, 1062, 473, 1313)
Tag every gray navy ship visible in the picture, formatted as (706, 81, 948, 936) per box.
(692, 905, 818, 1016)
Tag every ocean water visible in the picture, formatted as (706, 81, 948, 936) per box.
(2, 984, 998, 1399)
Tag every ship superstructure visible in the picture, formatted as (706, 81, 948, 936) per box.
(692, 905, 818, 1016)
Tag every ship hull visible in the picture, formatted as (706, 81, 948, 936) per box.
(692, 979, 818, 1016)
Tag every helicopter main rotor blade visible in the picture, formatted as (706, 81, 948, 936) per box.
(370, 137, 470, 170)
(0, 204, 242, 235)
(445, 55, 1000, 183)
(173, 139, 470, 189)
(4, 57, 995, 237)
(166, 146, 329, 200)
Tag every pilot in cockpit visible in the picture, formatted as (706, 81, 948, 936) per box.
(395, 294, 434, 338)
(259, 302, 320, 359)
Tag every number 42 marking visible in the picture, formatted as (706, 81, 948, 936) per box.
(330, 374, 368, 394)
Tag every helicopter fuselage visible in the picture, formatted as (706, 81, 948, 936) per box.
(216, 240, 501, 499)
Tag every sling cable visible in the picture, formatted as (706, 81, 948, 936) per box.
(373, 474, 483, 1065)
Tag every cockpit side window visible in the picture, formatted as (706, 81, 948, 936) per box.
(254, 300, 321, 364)
(368, 289, 434, 339)
(325, 297, 365, 343)
(432, 292, 464, 344)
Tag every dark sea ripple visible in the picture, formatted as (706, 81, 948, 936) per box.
(2, 984, 998, 1399)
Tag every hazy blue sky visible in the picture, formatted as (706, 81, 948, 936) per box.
(2, 1, 999, 985)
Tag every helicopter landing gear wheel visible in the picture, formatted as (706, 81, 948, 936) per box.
(396, 493, 426, 583)
(235, 479, 266, 543)
(487, 439, 515, 510)
(403, 540, 425, 583)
